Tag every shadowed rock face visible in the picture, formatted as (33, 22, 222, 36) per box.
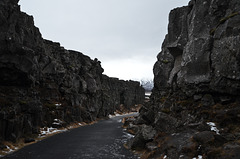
(0, 0, 145, 143)
(127, 0, 240, 158)
(153, 0, 240, 96)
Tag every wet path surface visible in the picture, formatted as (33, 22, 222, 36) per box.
(3, 114, 139, 159)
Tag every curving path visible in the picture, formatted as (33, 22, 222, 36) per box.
(2, 114, 139, 159)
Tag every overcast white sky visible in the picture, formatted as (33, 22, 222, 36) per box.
(19, 0, 189, 81)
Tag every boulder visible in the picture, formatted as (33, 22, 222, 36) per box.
(129, 124, 156, 150)
(193, 131, 215, 144)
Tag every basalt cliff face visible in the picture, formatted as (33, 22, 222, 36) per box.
(127, 0, 240, 158)
(0, 0, 145, 145)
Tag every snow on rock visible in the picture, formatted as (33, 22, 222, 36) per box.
(52, 119, 64, 126)
(192, 155, 203, 159)
(55, 103, 62, 107)
(207, 122, 220, 135)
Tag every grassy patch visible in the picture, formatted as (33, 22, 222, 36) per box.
(161, 60, 169, 64)
(219, 12, 239, 24)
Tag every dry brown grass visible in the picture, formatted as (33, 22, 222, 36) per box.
(127, 129, 136, 135)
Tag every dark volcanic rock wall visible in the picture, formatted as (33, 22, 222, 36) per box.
(153, 0, 240, 96)
(127, 0, 240, 158)
(0, 0, 145, 143)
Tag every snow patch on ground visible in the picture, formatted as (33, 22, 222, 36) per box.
(5, 146, 16, 153)
(39, 127, 67, 137)
(40, 119, 86, 138)
(123, 132, 135, 139)
(108, 113, 122, 118)
(1, 145, 19, 156)
(207, 122, 220, 134)
(117, 119, 122, 123)
(108, 112, 138, 118)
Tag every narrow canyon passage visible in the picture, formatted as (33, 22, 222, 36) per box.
(3, 114, 139, 159)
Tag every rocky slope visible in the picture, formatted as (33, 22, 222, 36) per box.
(126, 0, 240, 158)
(0, 0, 145, 146)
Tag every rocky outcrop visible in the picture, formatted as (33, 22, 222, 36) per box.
(127, 0, 240, 158)
(0, 0, 145, 144)
(154, 0, 240, 96)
